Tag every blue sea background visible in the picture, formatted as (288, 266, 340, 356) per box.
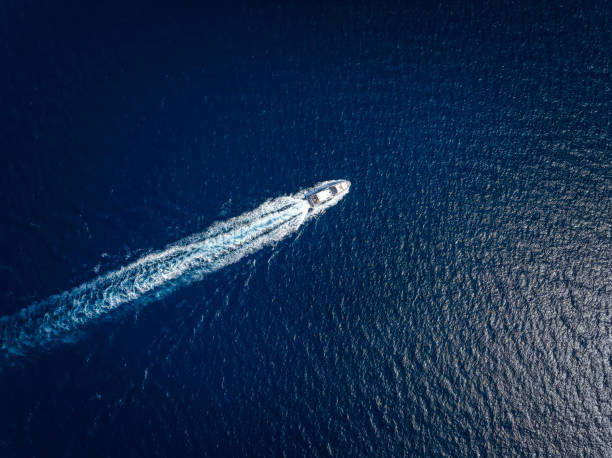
(1, 1, 611, 456)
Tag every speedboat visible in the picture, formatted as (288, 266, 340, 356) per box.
(304, 180, 351, 208)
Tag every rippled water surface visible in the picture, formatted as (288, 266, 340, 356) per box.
(1, 1, 611, 457)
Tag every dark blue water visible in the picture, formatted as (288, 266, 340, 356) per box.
(1, 1, 611, 456)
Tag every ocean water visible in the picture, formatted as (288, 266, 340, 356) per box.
(1, 1, 611, 456)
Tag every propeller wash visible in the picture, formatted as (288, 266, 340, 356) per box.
(1, 180, 350, 357)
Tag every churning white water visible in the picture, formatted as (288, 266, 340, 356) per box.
(1, 181, 350, 357)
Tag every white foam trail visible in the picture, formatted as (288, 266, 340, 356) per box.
(1, 193, 313, 357)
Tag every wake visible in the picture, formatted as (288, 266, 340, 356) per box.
(1, 194, 312, 358)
